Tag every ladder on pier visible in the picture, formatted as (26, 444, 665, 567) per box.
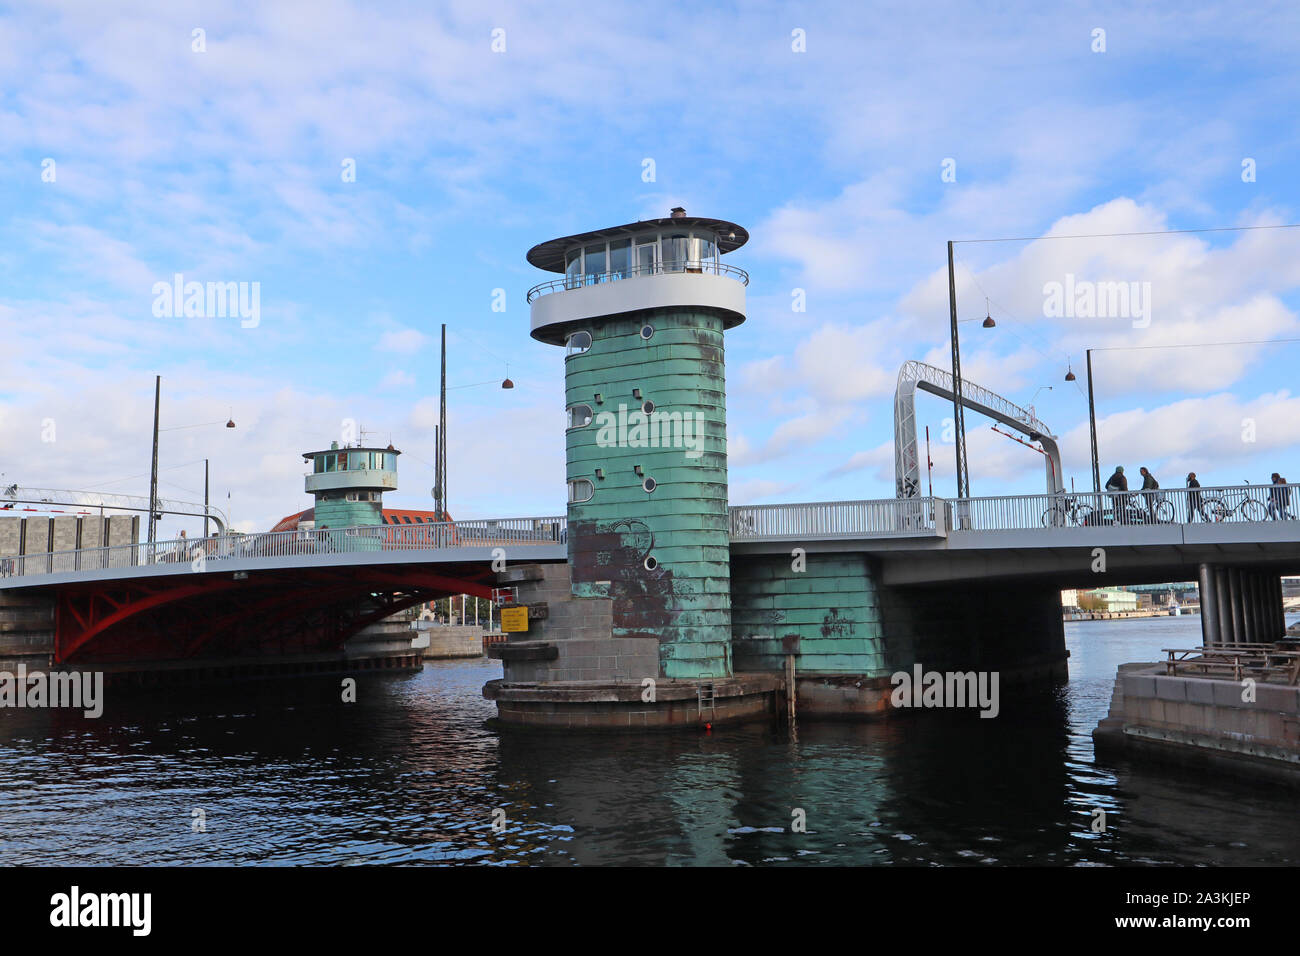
(697, 677, 716, 722)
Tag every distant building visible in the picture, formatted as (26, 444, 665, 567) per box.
(1079, 587, 1139, 612)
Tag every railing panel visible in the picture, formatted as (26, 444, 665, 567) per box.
(0, 516, 568, 581)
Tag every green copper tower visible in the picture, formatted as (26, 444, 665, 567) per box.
(526, 208, 748, 679)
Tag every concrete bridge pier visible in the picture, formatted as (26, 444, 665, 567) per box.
(1198, 563, 1285, 646)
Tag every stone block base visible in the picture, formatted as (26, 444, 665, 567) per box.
(483, 673, 781, 731)
(1093, 662, 1300, 788)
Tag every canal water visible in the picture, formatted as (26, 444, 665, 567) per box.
(1, 616, 1296, 866)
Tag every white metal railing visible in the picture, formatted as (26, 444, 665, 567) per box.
(729, 497, 944, 539)
(726, 484, 1299, 539)
(0, 516, 567, 580)
(958, 483, 1299, 531)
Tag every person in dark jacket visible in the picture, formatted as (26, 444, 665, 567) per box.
(1104, 465, 1128, 523)
(1186, 472, 1206, 521)
(1139, 467, 1160, 520)
(1268, 473, 1292, 520)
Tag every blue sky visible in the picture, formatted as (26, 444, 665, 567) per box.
(3, 0, 1300, 534)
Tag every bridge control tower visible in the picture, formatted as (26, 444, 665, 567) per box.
(302, 442, 400, 530)
(521, 208, 750, 681)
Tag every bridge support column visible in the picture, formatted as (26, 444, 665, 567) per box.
(1198, 563, 1220, 648)
(1244, 571, 1259, 645)
(1229, 569, 1247, 646)
(1215, 567, 1233, 646)
(1273, 575, 1286, 640)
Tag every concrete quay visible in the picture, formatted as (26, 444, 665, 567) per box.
(1094, 662, 1300, 787)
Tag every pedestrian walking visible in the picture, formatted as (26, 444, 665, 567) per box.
(1139, 467, 1160, 521)
(1268, 473, 1293, 520)
(1186, 472, 1206, 521)
(1105, 465, 1128, 523)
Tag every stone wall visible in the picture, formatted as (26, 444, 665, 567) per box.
(0, 589, 55, 668)
(419, 624, 488, 659)
(1096, 665, 1300, 785)
(491, 563, 659, 682)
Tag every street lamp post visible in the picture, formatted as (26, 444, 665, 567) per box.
(947, 241, 969, 498)
(148, 375, 161, 545)
(147, 376, 235, 547)
(1086, 348, 1100, 492)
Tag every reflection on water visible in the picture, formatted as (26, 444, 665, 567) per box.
(1, 615, 1296, 865)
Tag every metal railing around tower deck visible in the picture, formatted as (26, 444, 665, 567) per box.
(526, 260, 750, 303)
(0, 516, 569, 580)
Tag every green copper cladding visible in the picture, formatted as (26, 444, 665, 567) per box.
(565, 309, 734, 679)
(730, 554, 889, 676)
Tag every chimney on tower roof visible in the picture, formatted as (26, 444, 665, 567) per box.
(670, 206, 685, 219)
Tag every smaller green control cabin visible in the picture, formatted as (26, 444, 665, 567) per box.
(302, 442, 400, 533)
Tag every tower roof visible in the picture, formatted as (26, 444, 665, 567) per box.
(526, 214, 748, 273)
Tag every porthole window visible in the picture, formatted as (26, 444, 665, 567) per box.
(565, 330, 592, 356)
(642, 400, 655, 415)
(640, 324, 654, 340)
(643, 555, 658, 572)
(567, 404, 594, 429)
(567, 478, 595, 503)
(642, 477, 657, 494)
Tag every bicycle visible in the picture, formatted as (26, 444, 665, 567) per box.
(1200, 485, 1266, 522)
(1112, 492, 1175, 524)
(1041, 494, 1095, 527)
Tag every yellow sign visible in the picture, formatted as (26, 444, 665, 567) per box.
(501, 607, 529, 633)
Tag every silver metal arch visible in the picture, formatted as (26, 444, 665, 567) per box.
(1, 486, 228, 532)
(893, 360, 1063, 497)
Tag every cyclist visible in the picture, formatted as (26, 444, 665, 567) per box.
(1104, 465, 1128, 523)
(1268, 473, 1293, 520)
(1186, 472, 1207, 521)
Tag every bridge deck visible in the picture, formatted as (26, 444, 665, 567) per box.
(3, 485, 1298, 590)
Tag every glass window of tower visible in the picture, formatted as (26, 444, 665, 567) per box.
(565, 249, 581, 289)
(636, 237, 658, 275)
(608, 239, 630, 278)
(567, 404, 594, 429)
(664, 234, 687, 272)
(566, 330, 592, 356)
(567, 478, 594, 503)
(698, 234, 715, 266)
(584, 244, 606, 281)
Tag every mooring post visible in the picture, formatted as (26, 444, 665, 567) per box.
(782, 634, 799, 723)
